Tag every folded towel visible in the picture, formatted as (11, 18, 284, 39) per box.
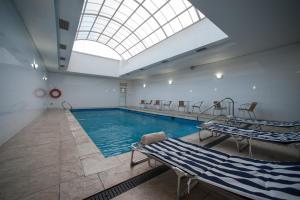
(141, 132, 166, 145)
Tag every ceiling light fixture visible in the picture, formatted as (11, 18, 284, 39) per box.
(215, 72, 223, 79)
(143, 83, 146, 88)
(168, 80, 173, 85)
(42, 73, 48, 81)
(31, 61, 38, 69)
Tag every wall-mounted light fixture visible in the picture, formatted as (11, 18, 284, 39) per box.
(215, 72, 223, 79)
(42, 73, 48, 81)
(168, 79, 173, 85)
(143, 83, 146, 88)
(31, 60, 38, 69)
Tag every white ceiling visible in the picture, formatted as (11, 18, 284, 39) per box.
(122, 0, 300, 79)
(13, 0, 58, 71)
(13, 0, 84, 72)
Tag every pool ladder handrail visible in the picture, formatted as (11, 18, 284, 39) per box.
(61, 100, 72, 110)
(196, 97, 235, 123)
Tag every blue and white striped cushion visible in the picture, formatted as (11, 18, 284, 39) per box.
(233, 117, 300, 127)
(205, 123, 300, 143)
(143, 138, 300, 200)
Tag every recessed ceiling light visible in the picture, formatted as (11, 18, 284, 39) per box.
(42, 74, 48, 81)
(168, 80, 173, 85)
(31, 62, 38, 69)
(215, 72, 223, 79)
(252, 85, 256, 90)
(143, 84, 146, 88)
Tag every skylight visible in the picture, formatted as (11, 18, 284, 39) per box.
(75, 0, 205, 60)
(73, 40, 122, 60)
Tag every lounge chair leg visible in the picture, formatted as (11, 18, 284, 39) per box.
(130, 150, 134, 166)
(247, 111, 252, 119)
(187, 178, 198, 198)
(130, 149, 149, 167)
(176, 174, 185, 200)
(234, 136, 241, 152)
(252, 112, 257, 120)
(248, 138, 253, 157)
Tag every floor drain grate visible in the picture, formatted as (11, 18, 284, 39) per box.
(84, 165, 169, 200)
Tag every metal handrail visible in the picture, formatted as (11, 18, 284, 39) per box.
(197, 97, 235, 119)
(61, 100, 72, 110)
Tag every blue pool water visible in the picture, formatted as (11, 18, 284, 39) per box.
(71, 108, 200, 157)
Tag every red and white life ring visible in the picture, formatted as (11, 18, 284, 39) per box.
(49, 88, 62, 99)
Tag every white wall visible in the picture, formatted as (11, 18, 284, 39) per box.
(128, 44, 300, 121)
(0, 0, 48, 145)
(119, 18, 228, 75)
(48, 72, 120, 109)
(68, 51, 120, 77)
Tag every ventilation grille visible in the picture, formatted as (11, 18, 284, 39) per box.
(195, 47, 207, 52)
(59, 44, 67, 50)
(190, 66, 196, 70)
(59, 19, 69, 30)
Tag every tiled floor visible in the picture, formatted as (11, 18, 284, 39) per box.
(0, 109, 153, 200)
(0, 108, 298, 200)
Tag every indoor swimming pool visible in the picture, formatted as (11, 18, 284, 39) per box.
(72, 108, 200, 157)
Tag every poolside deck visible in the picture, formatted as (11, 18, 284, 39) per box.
(0, 108, 298, 200)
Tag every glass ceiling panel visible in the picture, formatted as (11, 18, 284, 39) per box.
(75, 0, 205, 60)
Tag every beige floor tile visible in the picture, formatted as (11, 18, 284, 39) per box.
(77, 143, 99, 158)
(73, 134, 90, 145)
(22, 185, 59, 200)
(60, 140, 79, 162)
(28, 165, 60, 195)
(60, 159, 84, 183)
(80, 153, 118, 175)
(0, 156, 32, 178)
(98, 160, 152, 189)
(59, 174, 104, 200)
(0, 174, 30, 200)
(71, 129, 86, 138)
(0, 145, 31, 163)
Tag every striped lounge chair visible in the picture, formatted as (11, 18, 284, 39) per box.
(229, 117, 300, 128)
(202, 122, 300, 157)
(131, 137, 300, 200)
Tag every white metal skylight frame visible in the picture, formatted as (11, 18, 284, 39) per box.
(75, 0, 205, 60)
